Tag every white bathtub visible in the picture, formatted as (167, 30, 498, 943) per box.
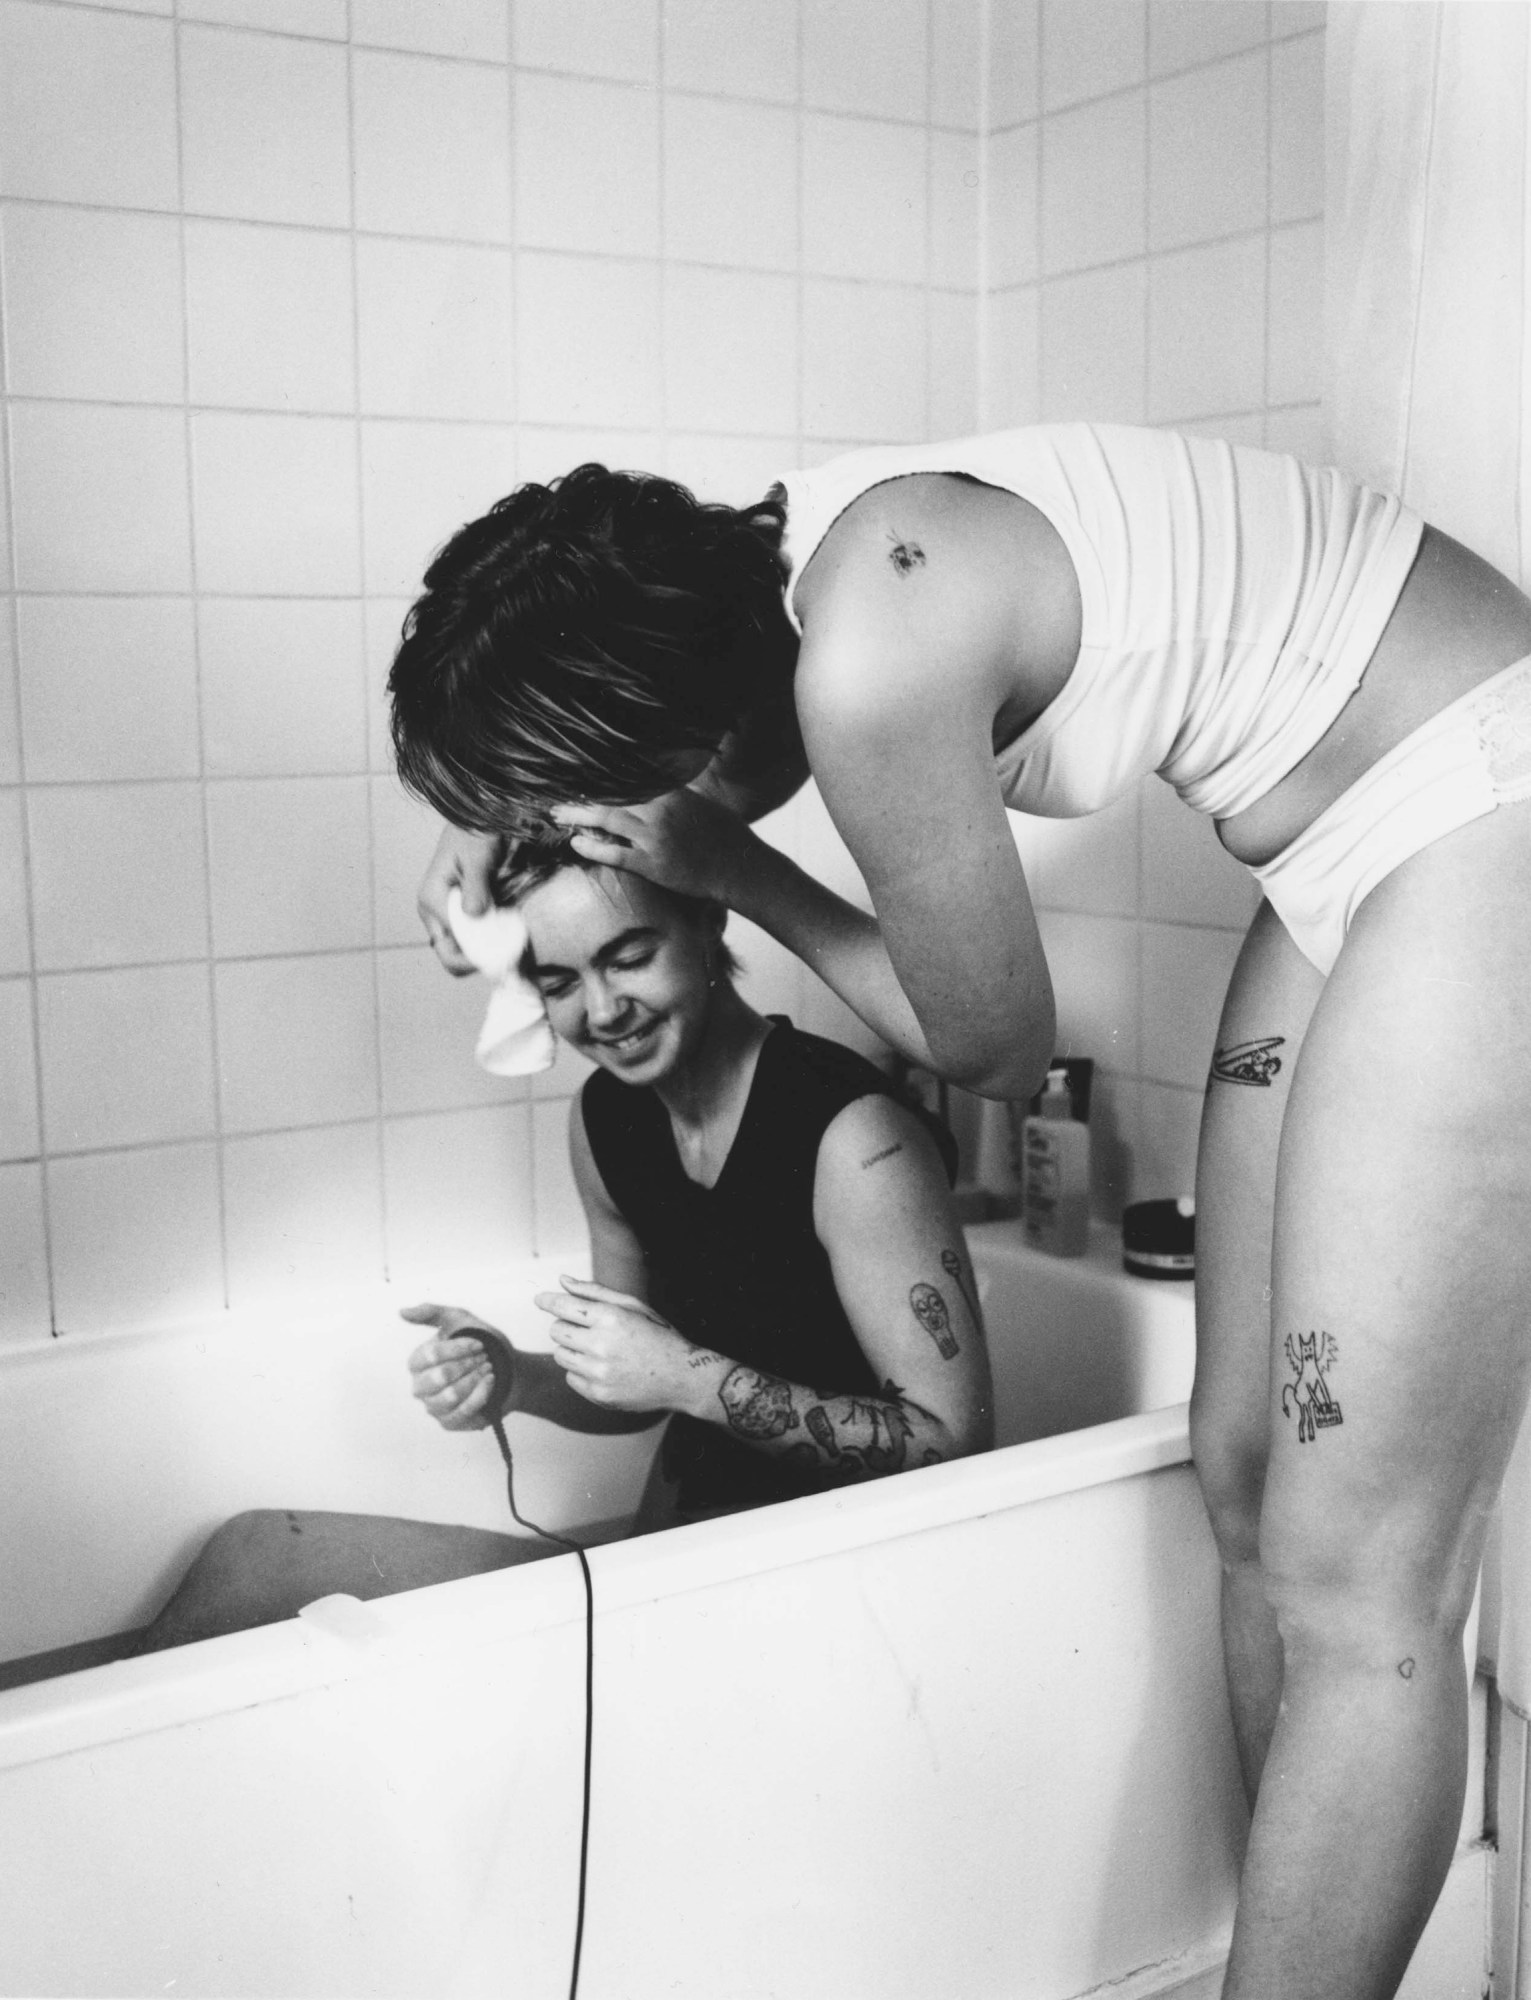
(0, 1222, 1249, 2000)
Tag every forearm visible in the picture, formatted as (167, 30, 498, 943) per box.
(724, 836, 937, 1069)
(509, 1348, 663, 1434)
(681, 1352, 965, 1485)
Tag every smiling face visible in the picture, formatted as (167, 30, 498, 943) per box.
(518, 866, 724, 1086)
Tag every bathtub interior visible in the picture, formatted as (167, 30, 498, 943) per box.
(0, 1219, 1195, 1670)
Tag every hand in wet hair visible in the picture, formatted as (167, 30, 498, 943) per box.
(552, 787, 755, 904)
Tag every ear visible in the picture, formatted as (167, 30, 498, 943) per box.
(697, 897, 729, 948)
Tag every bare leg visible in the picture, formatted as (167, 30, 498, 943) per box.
(134, 1510, 557, 1653)
(1192, 901, 1323, 1799)
(1223, 805, 1531, 1998)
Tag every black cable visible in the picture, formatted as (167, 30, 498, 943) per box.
(486, 1408, 593, 2000)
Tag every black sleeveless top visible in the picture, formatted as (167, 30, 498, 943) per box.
(581, 1018, 958, 1516)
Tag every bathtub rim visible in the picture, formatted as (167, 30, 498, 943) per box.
(0, 1395, 1194, 1776)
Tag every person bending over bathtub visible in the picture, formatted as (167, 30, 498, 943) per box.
(127, 849, 991, 1654)
(393, 430, 1531, 1999)
(405, 838, 993, 1529)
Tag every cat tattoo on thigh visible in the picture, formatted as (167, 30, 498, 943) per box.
(1282, 1331, 1343, 1442)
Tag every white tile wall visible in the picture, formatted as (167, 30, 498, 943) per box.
(0, 0, 1323, 1336)
(985, 1, 1327, 1212)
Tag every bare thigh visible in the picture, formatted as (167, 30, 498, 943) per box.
(1191, 901, 1325, 1543)
(1261, 803, 1531, 1634)
(138, 1510, 557, 1650)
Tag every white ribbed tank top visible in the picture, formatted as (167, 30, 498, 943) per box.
(777, 423, 1424, 821)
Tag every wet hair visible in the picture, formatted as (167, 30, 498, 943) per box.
(497, 831, 740, 982)
(388, 464, 794, 838)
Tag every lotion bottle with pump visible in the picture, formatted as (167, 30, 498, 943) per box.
(1022, 1065, 1091, 1256)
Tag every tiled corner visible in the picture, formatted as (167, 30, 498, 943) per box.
(352, 47, 512, 241)
(988, 0, 1040, 128)
(516, 0, 658, 84)
(215, 951, 380, 1132)
(0, 3, 178, 210)
(1270, 29, 1325, 225)
(928, 290, 979, 437)
(179, 25, 351, 228)
(27, 783, 209, 972)
(930, 0, 982, 129)
(207, 775, 372, 958)
(1266, 220, 1324, 408)
(191, 413, 362, 596)
(199, 599, 367, 777)
(0, 1160, 49, 1343)
(0, 204, 184, 403)
(181, 0, 347, 34)
(47, 1140, 225, 1335)
(37, 963, 217, 1153)
(17, 597, 200, 784)
(10, 403, 192, 594)
(663, 95, 798, 272)
(223, 1121, 384, 1308)
(184, 220, 356, 413)
(984, 124, 1038, 291)
(930, 131, 981, 291)
(382, 1102, 536, 1282)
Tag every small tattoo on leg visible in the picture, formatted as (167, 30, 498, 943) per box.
(1211, 1036, 1285, 1086)
(909, 1282, 959, 1359)
(1281, 1331, 1343, 1441)
(1397, 1657, 1416, 1680)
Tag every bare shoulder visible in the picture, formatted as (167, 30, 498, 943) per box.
(813, 1092, 951, 1228)
(791, 472, 1079, 727)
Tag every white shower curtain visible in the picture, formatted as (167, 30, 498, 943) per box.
(1325, 0, 1531, 1717)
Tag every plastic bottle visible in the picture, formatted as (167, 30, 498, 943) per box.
(1021, 1065, 1092, 1256)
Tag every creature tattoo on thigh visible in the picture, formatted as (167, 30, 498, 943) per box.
(1211, 1036, 1285, 1086)
(1282, 1331, 1343, 1442)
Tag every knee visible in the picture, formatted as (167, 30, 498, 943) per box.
(1189, 1400, 1267, 1569)
(1258, 1514, 1477, 1672)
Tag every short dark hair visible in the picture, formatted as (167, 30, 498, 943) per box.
(498, 832, 740, 982)
(388, 464, 793, 838)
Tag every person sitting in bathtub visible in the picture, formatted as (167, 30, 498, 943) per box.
(404, 837, 994, 1529)
(126, 848, 990, 1654)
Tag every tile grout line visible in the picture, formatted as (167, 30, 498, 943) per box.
(0, 192, 60, 1336)
(172, 1, 233, 1319)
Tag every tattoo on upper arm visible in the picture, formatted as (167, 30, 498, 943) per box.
(886, 531, 926, 577)
(860, 1142, 903, 1169)
(1211, 1036, 1285, 1086)
(1281, 1331, 1343, 1441)
(910, 1281, 960, 1359)
(940, 1247, 979, 1328)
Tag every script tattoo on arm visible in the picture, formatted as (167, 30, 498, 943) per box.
(860, 1142, 904, 1169)
(909, 1282, 959, 1359)
(1211, 1036, 1285, 1086)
